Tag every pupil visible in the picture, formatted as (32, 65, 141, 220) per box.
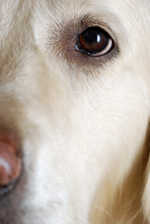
(78, 27, 112, 55)
(83, 29, 100, 44)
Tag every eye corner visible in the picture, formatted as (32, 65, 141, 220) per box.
(74, 38, 92, 57)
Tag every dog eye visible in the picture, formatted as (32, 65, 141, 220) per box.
(75, 27, 114, 57)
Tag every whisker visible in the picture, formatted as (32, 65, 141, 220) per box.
(94, 206, 114, 220)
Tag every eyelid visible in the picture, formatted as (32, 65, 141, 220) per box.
(76, 14, 117, 41)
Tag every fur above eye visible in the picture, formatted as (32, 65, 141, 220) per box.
(75, 27, 114, 57)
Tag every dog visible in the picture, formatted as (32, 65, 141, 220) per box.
(0, 0, 150, 223)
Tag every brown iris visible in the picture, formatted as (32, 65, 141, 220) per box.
(76, 27, 113, 56)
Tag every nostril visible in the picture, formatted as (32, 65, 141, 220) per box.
(0, 132, 22, 195)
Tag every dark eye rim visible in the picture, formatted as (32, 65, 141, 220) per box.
(75, 26, 115, 57)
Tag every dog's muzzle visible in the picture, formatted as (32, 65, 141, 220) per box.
(0, 131, 22, 195)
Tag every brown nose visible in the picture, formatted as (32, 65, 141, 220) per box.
(0, 131, 22, 194)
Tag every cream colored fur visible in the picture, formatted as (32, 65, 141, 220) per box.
(0, 0, 150, 223)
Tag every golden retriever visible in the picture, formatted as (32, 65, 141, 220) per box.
(0, 0, 150, 223)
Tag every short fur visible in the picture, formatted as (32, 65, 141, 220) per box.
(0, 0, 150, 223)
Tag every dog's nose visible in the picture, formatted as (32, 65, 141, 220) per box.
(0, 131, 22, 194)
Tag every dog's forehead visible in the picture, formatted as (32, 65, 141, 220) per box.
(0, 0, 149, 46)
(0, 0, 149, 38)
(0, 0, 148, 22)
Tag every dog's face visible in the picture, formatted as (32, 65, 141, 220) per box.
(0, 0, 150, 223)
